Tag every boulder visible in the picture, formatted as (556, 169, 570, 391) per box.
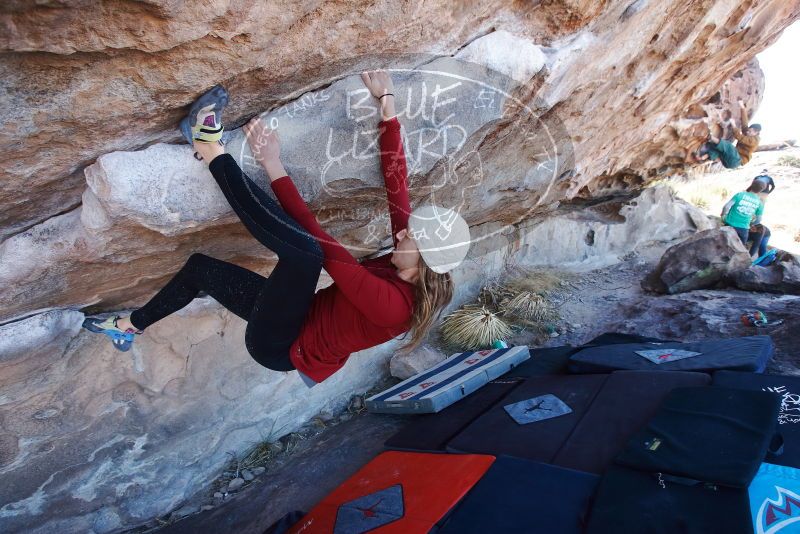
(733, 252, 800, 295)
(389, 343, 450, 379)
(643, 227, 752, 294)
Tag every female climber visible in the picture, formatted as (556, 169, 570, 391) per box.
(82, 69, 471, 386)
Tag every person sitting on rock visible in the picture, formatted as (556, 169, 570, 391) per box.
(721, 180, 765, 248)
(82, 70, 471, 387)
(746, 172, 774, 259)
(694, 99, 761, 169)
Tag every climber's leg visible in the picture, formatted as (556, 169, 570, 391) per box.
(749, 226, 771, 257)
(128, 253, 264, 331)
(205, 154, 324, 265)
(243, 253, 323, 372)
(711, 140, 741, 169)
(183, 87, 323, 265)
(731, 226, 749, 246)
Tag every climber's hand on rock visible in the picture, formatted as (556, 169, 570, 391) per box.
(244, 116, 280, 161)
(360, 69, 394, 99)
(244, 116, 287, 181)
(738, 99, 746, 109)
(361, 69, 396, 121)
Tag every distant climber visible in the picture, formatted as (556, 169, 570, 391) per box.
(752, 170, 776, 194)
(694, 99, 761, 169)
(720, 180, 766, 250)
(82, 70, 471, 387)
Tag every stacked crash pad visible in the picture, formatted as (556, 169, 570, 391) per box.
(713, 370, 800, 469)
(568, 335, 774, 374)
(586, 386, 781, 533)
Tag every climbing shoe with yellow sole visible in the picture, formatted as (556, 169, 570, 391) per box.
(180, 84, 229, 145)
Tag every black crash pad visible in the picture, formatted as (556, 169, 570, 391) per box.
(568, 335, 774, 374)
(615, 386, 780, 488)
(585, 465, 752, 534)
(445, 374, 608, 462)
(503, 345, 582, 377)
(383, 378, 521, 452)
(585, 332, 673, 345)
(713, 370, 800, 469)
(437, 456, 599, 534)
(553, 370, 710, 475)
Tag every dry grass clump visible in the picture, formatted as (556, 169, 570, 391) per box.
(440, 304, 514, 350)
(441, 266, 570, 350)
(778, 155, 800, 168)
(690, 196, 710, 210)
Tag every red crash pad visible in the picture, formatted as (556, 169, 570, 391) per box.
(287, 451, 495, 534)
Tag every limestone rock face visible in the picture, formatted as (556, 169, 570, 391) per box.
(0, 301, 401, 534)
(2, 0, 794, 241)
(643, 227, 753, 294)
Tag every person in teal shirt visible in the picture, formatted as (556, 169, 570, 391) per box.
(721, 181, 766, 247)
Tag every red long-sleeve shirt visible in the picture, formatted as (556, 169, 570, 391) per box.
(269, 117, 415, 383)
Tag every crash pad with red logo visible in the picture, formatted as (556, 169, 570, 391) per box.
(286, 451, 495, 534)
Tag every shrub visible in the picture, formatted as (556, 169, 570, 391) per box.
(778, 155, 800, 168)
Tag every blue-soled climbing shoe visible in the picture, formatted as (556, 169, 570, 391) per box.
(180, 84, 229, 145)
(82, 315, 141, 352)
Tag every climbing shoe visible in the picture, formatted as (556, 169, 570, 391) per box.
(82, 315, 142, 352)
(180, 84, 229, 145)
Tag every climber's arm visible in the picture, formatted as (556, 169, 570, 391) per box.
(740, 100, 750, 130)
(721, 197, 736, 219)
(362, 69, 411, 249)
(378, 117, 412, 249)
(247, 110, 412, 328)
(270, 174, 413, 326)
(753, 200, 765, 225)
(732, 100, 749, 141)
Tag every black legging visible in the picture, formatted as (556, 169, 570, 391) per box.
(130, 154, 324, 372)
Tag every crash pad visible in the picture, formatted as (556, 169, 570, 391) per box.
(437, 456, 599, 534)
(445, 374, 608, 462)
(503, 345, 581, 377)
(585, 332, 673, 345)
(616, 386, 780, 488)
(748, 463, 800, 534)
(568, 335, 774, 374)
(367, 346, 530, 414)
(586, 465, 752, 534)
(383, 378, 521, 452)
(553, 370, 710, 474)
(713, 370, 800, 469)
(287, 451, 494, 534)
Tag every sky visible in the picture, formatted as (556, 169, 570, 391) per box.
(751, 21, 800, 144)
